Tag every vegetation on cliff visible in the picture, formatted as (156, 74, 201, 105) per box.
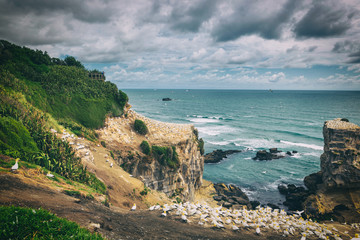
(0, 206, 104, 239)
(0, 40, 129, 193)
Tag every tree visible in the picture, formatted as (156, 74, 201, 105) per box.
(64, 56, 84, 69)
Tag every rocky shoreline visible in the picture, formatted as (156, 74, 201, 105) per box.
(204, 149, 241, 164)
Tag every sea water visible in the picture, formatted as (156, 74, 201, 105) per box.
(124, 89, 360, 207)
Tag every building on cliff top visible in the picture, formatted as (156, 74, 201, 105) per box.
(88, 71, 105, 81)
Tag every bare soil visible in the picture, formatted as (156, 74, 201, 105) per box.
(0, 174, 291, 240)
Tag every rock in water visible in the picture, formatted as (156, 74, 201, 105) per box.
(204, 149, 241, 164)
(162, 98, 172, 101)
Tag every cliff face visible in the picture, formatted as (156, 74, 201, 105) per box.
(321, 118, 360, 189)
(97, 109, 204, 201)
(303, 118, 360, 222)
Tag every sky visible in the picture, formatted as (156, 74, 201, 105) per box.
(1, 0, 360, 90)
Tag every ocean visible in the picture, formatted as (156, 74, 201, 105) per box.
(123, 89, 360, 207)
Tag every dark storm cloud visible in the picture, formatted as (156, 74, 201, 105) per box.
(332, 40, 360, 64)
(211, 0, 301, 42)
(0, 0, 113, 23)
(294, 0, 356, 38)
(168, 0, 218, 32)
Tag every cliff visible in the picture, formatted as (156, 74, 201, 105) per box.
(304, 118, 360, 222)
(97, 109, 204, 201)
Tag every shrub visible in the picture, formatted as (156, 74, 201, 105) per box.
(134, 119, 148, 135)
(100, 140, 106, 148)
(140, 185, 151, 196)
(140, 140, 151, 155)
(152, 145, 179, 169)
(198, 138, 205, 155)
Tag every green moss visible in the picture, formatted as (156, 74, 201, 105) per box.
(0, 206, 104, 239)
(134, 119, 148, 135)
(198, 138, 205, 155)
(64, 190, 81, 197)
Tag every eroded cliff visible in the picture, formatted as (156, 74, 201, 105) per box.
(304, 118, 360, 222)
(97, 109, 204, 201)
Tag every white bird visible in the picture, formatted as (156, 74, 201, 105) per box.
(161, 211, 167, 217)
(11, 159, 19, 171)
(46, 172, 54, 178)
(300, 233, 306, 240)
(256, 225, 261, 235)
(149, 205, 155, 211)
(131, 203, 136, 211)
(351, 233, 360, 240)
(110, 162, 113, 168)
(181, 213, 188, 222)
(232, 223, 239, 231)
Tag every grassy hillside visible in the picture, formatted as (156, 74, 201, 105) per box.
(0, 206, 104, 240)
(0, 40, 128, 130)
(0, 40, 128, 193)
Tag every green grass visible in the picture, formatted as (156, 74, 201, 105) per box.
(64, 190, 81, 198)
(140, 140, 151, 155)
(0, 206, 104, 240)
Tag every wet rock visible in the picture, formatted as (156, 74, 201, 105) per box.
(162, 98, 172, 101)
(250, 201, 260, 210)
(253, 148, 296, 160)
(204, 149, 241, 164)
(267, 203, 280, 210)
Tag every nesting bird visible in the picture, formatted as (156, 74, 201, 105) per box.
(11, 158, 19, 171)
(131, 203, 136, 211)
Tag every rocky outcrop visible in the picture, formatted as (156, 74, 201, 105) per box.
(278, 184, 310, 211)
(320, 118, 360, 189)
(303, 118, 360, 222)
(212, 183, 251, 209)
(204, 149, 241, 164)
(253, 148, 297, 160)
(98, 110, 204, 201)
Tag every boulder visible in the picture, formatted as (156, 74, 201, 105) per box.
(304, 171, 323, 193)
(213, 183, 251, 209)
(162, 98, 172, 101)
(278, 184, 310, 211)
(204, 149, 241, 164)
(253, 148, 297, 160)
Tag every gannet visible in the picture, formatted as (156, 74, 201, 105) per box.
(181, 213, 188, 222)
(131, 203, 136, 211)
(256, 225, 261, 235)
(300, 233, 306, 240)
(149, 205, 155, 211)
(46, 172, 54, 178)
(232, 223, 239, 231)
(351, 233, 360, 240)
(161, 210, 167, 217)
(110, 162, 113, 168)
(11, 158, 19, 171)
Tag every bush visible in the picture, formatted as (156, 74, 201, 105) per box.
(100, 140, 106, 148)
(140, 140, 151, 155)
(134, 119, 148, 135)
(198, 138, 205, 155)
(152, 145, 179, 169)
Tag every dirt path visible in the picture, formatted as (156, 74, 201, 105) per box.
(0, 174, 290, 240)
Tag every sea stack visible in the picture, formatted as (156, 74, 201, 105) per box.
(320, 118, 360, 189)
(303, 118, 360, 222)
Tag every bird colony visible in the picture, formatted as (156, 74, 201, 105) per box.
(149, 202, 360, 240)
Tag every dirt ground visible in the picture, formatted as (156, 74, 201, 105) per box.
(0, 174, 292, 240)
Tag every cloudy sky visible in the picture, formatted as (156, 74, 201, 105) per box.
(1, 0, 360, 90)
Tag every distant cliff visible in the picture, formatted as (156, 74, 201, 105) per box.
(98, 109, 204, 201)
(304, 118, 360, 222)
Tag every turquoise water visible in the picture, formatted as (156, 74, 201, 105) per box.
(124, 89, 360, 206)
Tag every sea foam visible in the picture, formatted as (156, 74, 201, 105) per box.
(280, 140, 323, 151)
